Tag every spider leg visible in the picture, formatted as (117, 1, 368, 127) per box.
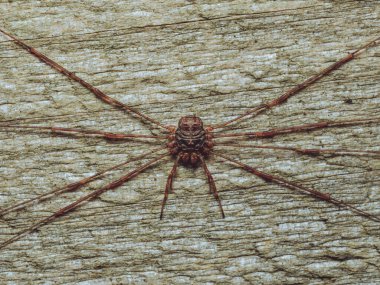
(0, 28, 170, 131)
(160, 155, 180, 219)
(211, 37, 380, 130)
(0, 124, 167, 141)
(199, 155, 225, 218)
(0, 152, 168, 249)
(214, 152, 380, 223)
(212, 117, 380, 139)
(0, 146, 167, 216)
(214, 143, 380, 158)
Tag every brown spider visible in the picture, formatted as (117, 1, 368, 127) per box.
(0, 27, 379, 249)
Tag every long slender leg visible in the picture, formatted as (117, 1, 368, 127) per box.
(214, 152, 380, 223)
(214, 143, 380, 158)
(160, 155, 180, 219)
(0, 152, 169, 249)
(0, 28, 170, 131)
(212, 117, 379, 139)
(0, 146, 167, 216)
(0, 113, 96, 125)
(0, 124, 167, 140)
(211, 37, 380, 130)
(199, 155, 225, 218)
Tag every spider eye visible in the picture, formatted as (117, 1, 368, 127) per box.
(182, 124, 190, 131)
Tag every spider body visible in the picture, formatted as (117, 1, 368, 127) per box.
(168, 115, 213, 166)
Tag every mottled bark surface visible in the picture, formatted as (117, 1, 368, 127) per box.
(0, 1, 379, 284)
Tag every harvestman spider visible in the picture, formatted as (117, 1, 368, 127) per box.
(0, 28, 379, 249)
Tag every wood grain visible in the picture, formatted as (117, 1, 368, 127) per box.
(0, 1, 379, 284)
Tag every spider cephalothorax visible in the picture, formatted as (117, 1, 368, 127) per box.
(168, 115, 213, 166)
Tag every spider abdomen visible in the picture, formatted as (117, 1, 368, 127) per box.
(175, 132, 206, 151)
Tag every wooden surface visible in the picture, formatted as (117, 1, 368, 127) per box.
(0, 1, 379, 284)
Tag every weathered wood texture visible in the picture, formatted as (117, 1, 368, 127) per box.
(0, 1, 379, 284)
